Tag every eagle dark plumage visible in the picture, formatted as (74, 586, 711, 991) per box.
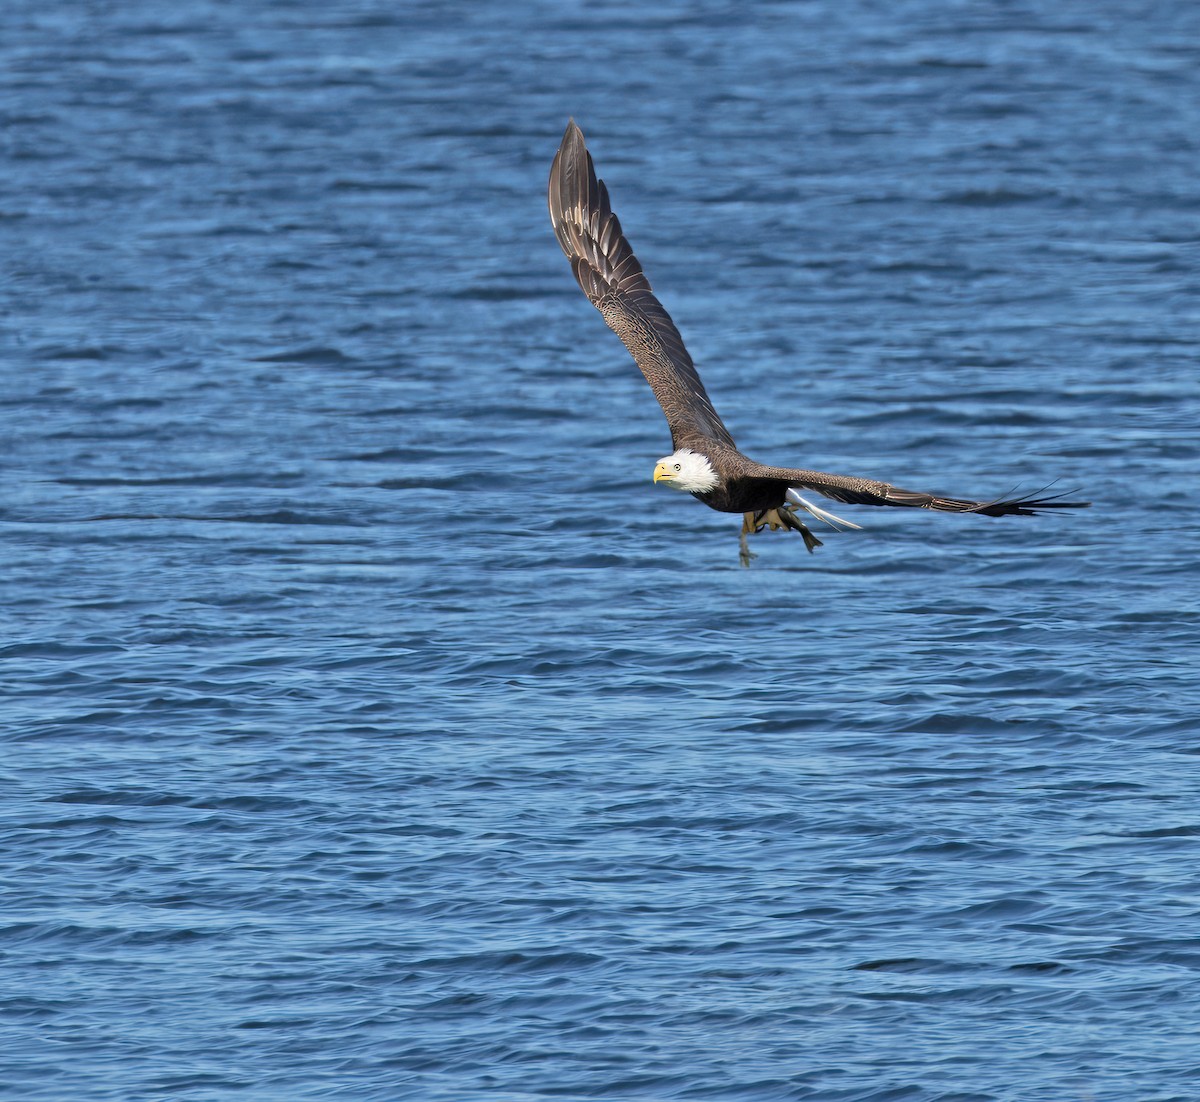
(547, 119, 1089, 564)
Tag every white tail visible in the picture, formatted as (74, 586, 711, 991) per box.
(786, 489, 864, 532)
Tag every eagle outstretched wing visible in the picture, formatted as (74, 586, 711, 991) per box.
(754, 463, 1088, 517)
(548, 120, 735, 450)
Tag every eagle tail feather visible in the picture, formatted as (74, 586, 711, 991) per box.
(785, 489, 864, 531)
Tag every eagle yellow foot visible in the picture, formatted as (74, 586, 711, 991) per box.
(740, 506, 824, 565)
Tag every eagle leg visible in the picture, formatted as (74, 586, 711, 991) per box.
(740, 506, 824, 565)
(738, 518, 758, 567)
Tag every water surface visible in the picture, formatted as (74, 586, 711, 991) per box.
(2, 2, 1199, 1099)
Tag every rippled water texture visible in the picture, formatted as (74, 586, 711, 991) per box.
(3, 1, 1199, 1099)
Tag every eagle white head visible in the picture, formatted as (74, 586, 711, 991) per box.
(652, 448, 719, 493)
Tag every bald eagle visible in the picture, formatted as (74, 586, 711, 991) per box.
(547, 120, 1088, 564)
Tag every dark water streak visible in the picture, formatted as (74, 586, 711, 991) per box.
(3, 1, 1199, 1100)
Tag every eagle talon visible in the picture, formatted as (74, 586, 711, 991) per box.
(738, 506, 823, 562)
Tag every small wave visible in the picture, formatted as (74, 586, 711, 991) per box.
(250, 346, 359, 365)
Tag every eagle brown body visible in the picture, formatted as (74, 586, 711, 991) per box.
(547, 120, 1088, 562)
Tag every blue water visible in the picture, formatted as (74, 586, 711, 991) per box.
(3, 2, 1199, 1099)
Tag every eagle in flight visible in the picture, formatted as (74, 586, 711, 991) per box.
(548, 120, 1088, 564)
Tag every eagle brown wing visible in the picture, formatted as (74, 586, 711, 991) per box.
(548, 120, 735, 450)
(753, 462, 1089, 516)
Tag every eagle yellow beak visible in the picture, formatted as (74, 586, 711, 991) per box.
(653, 462, 674, 484)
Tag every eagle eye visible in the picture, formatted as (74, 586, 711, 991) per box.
(674, 463, 681, 471)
